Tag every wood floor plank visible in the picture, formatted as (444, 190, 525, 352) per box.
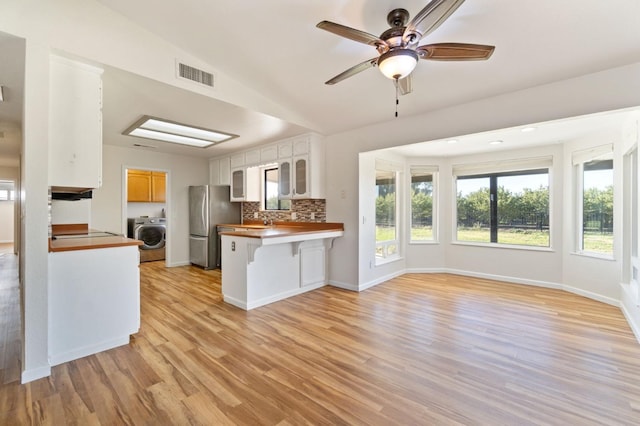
(2, 255, 640, 424)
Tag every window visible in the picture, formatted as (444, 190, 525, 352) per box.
(375, 169, 398, 261)
(573, 145, 614, 256)
(454, 157, 551, 247)
(410, 167, 437, 242)
(0, 181, 15, 201)
(264, 167, 290, 210)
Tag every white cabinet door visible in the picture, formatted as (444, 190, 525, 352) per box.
(261, 145, 278, 163)
(49, 55, 103, 189)
(278, 159, 292, 199)
(300, 243, 326, 287)
(278, 141, 293, 159)
(230, 153, 245, 168)
(230, 166, 259, 202)
(219, 157, 231, 186)
(292, 155, 309, 198)
(245, 149, 261, 166)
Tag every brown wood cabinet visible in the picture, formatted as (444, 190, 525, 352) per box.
(127, 169, 166, 202)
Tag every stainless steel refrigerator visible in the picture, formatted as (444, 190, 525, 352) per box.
(189, 185, 240, 269)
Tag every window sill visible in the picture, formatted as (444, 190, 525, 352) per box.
(409, 240, 439, 245)
(570, 251, 616, 261)
(451, 241, 554, 253)
(375, 255, 402, 267)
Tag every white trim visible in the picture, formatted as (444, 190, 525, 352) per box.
(166, 261, 190, 267)
(444, 268, 562, 290)
(224, 282, 327, 310)
(49, 336, 130, 366)
(21, 365, 51, 384)
(328, 279, 359, 291)
(359, 269, 405, 291)
(452, 155, 553, 176)
(620, 283, 640, 343)
(572, 143, 614, 165)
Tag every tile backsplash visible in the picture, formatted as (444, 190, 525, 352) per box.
(242, 199, 326, 222)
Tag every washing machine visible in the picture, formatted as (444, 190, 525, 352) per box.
(132, 217, 167, 250)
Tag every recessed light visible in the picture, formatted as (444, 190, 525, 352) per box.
(521, 126, 536, 133)
(489, 140, 503, 145)
(446, 139, 458, 144)
(123, 116, 238, 148)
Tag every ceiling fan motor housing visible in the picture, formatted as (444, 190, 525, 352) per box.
(387, 8, 410, 27)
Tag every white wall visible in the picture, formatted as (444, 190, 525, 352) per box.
(127, 203, 166, 220)
(92, 145, 208, 266)
(326, 61, 640, 295)
(50, 199, 91, 225)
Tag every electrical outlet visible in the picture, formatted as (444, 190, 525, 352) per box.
(340, 190, 346, 199)
(291, 212, 297, 220)
(231, 241, 236, 251)
(253, 212, 258, 218)
(310, 212, 315, 220)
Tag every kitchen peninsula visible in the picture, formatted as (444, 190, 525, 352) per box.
(48, 224, 142, 365)
(219, 222, 344, 310)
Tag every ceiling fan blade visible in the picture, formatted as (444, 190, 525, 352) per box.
(403, 0, 466, 46)
(416, 43, 495, 61)
(317, 21, 388, 49)
(325, 58, 378, 85)
(398, 75, 412, 96)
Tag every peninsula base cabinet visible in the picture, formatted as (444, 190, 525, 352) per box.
(221, 235, 339, 310)
(48, 245, 140, 366)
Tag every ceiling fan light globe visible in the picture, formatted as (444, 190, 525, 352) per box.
(378, 49, 418, 80)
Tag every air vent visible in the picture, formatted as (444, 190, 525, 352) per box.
(177, 61, 214, 88)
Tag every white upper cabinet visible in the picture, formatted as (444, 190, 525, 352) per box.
(230, 166, 259, 202)
(213, 133, 325, 201)
(279, 134, 325, 199)
(48, 55, 103, 189)
(244, 149, 261, 166)
(260, 145, 278, 163)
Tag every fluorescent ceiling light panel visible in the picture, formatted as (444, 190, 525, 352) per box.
(123, 116, 238, 148)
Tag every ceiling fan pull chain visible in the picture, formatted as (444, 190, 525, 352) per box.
(395, 78, 399, 117)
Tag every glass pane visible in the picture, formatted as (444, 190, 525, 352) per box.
(496, 173, 549, 247)
(295, 158, 306, 195)
(410, 171, 433, 241)
(231, 170, 243, 198)
(376, 170, 396, 243)
(279, 161, 290, 197)
(583, 159, 613, 254)
(456, 177, 490, 242)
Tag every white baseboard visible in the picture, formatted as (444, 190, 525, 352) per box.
(445, 268, 562, 290)
(328, 280, 359, 291)
(620, 283, 640, 344)
(563, 284, 619, 307)
(21, 365, 51, 384)
(166, 260, 191, 267)
(49, 335, 131, 366)
(224, 282, 327, 311)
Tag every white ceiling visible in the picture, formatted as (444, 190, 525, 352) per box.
(2, 1, 640, 163)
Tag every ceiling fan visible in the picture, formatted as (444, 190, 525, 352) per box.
(316, 0, 495, 96)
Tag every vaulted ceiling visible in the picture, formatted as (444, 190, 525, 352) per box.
(2, 1, 640, 163)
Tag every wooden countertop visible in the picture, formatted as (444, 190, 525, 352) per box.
(217, 222, 344, 239)
(49, 224, 143, 252)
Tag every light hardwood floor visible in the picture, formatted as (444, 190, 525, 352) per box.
(1, 256, 640, 424)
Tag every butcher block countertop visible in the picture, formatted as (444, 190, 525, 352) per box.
(217, 221, 344, 239)
(49, 223, 142, 253)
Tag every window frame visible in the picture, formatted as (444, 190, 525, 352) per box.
(375, 164, 402, 265)
(573, 145, 614, 258)
(409, 166, 438, 244)
(262, 165, 290, 211)
(453, 158, 552, 249)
